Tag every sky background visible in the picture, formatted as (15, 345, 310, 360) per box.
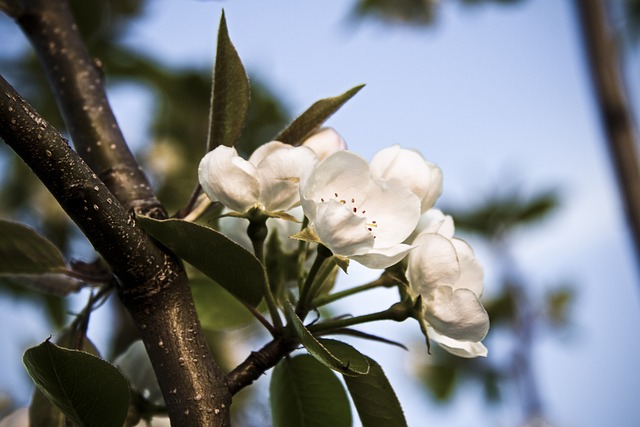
(2, 0, 640, 426)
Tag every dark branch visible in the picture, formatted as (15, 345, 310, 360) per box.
(16, 0, 163, 216)
(0, 74, 231, 427)
(226, 338, 297, 395)
(574, 0, 640, 269)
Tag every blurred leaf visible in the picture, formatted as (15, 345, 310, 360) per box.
(545, 287, 574, 327)
(422, 362, 458, 401)
(275, 85, 364, 146)
(627, 0, 640, 43)
(190, 275, 254, 329)
(285, 304, 369, 376)
(137, 216, 264, 307)
(23, 340, 130, 427)
(448, 188, 559, 239)
(114, 340, 164, 407)
(351, 0, 437, 26)
(270, 354, 352, 427)
(343, 356, 407, 427)
(0, 219, 66, 274)
(483, 287, 517, 326)
(208, 11, 250, 151)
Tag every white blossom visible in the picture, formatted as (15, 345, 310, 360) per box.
(300, 150, 421, 269)
(408, 211, 489, 357)
(198, 141, 317, 215)
(301, 127, 347, 160)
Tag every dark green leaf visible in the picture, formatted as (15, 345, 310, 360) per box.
(285, 304, 369, 376)
(190, 276, 254, 329)
(0, 220, 66, 274)
(270, 354, 352, 427)
(23, 340, 130, 427)
(275, 85, 364, 146)
(344, 357, 407, 427)
(137, 216, 264, 307)
(207, 11, 250, 151)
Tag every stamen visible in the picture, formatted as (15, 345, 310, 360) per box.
(353, 207, 357, 213)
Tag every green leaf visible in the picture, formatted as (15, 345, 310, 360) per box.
(343, 357, 408, 427)
(270, 354, 352, 427)
(137, 216, 264, 307)
(207, 10, 250, 151)
(190, 276, 254, 329)
(275, 85, 364, 146)
(23, 340, 130, 427)
(0, 220, 66, 274)
(285, 303, 369, 376)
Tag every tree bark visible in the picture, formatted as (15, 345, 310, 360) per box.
(574, 0, 640, 269)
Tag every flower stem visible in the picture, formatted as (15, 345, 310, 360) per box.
(313, 274, 389, 307)
(308, 302, 411, 336)
(295, 245, 331, 319)
(247, 218, 283, 331)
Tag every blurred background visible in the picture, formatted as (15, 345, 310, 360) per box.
(1, 0, 640, 426)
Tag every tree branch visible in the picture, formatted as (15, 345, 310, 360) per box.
(15, 0, 163, 216)
(574, 0, 640, 268)
(0, 74, 231, 426)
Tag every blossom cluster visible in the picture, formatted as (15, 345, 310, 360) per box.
(198, 128, 489, 357)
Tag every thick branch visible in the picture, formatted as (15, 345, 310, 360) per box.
(0, 75, 231, 427)
(575, 0, 640, 268)
(15, 0, 162, 215)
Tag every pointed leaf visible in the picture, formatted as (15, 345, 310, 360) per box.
(343, 357, 408, 427)
(275, 85, 364, 146)
(0, 220, 66, 274)
(270, 354, 352, 427)
(207, 11, 250, 151)
(190, 276, 254, 329)
(23, 340, 130, 427)
(137, 216, 264, 307)
(285, 304, 369, 376)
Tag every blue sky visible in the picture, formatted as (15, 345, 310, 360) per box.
(2, 0, 640, 426)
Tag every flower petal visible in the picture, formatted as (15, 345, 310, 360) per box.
(451, 238, 484, 296)
(359, 179, 421, 248)
(198, 146, 259, 213)
(415, 209, 455, 239)
(301, 127, 347, 160)
(424, 286, 489, 342)
(427, 326, 488, 358)
(408, 233, 460, 293)
(257, 145, 317, 212)
(351, 243, 414, 269)
(313, 199, 373, 257)
(370, 145, 443, 212)
(249, 140, 288, 166)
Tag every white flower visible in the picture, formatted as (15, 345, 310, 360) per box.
(408, 213, 489, 357)
(370, 145, 443, 212)
(301, 127, 347, 160)
(198, 141, 317, 215)
(300, 150, 421, 269)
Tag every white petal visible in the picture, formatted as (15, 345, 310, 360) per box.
(424, 286, 489, 342)
(249, 140, 288, 166)
(415, 209, 455, 239)
(359, 179, 421, 248)
(370, 145, 443, 212)
(301, 127, 347, 160)
(408, 233, 460, 293)
(313, 199, 373, 257)
(301, 150, 372, 207)
(451, 238, 484, 296)
(427, 327, 488, 358)
(257, 145, 317, 212)
(351, 243, 415, 269)
(198, 146, 259, 213)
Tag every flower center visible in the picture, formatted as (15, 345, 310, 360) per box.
(320, 192, 378, 238)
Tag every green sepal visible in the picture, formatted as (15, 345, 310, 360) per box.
(289, 227, 322, 244)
